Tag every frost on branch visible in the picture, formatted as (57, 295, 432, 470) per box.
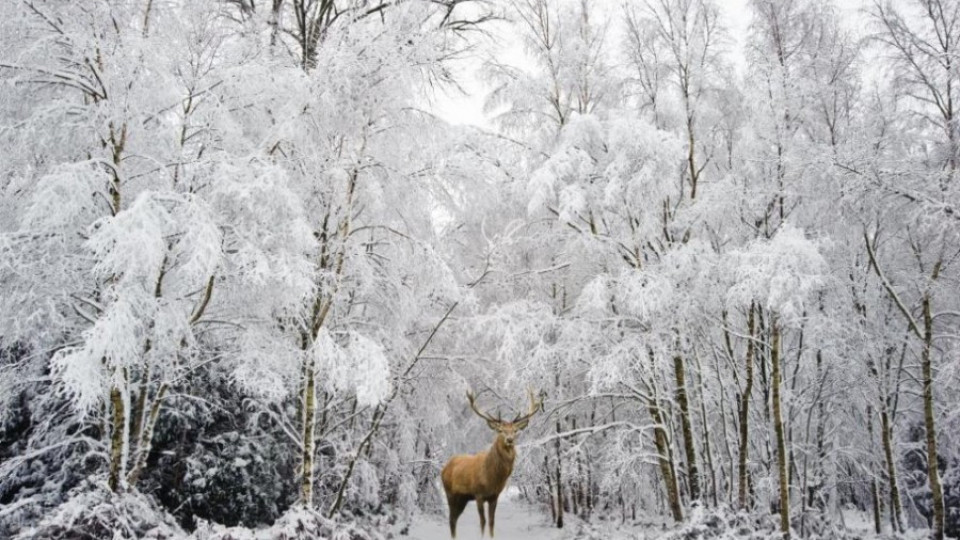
(727, 224, 828, 325)
(576, 274, 612, 317)
(88, 193, 170, 291)
(526, 111, 682, 235)
(22, 162, 105, 232)
(209, 160, 314, 315)
(170, 196, 223, 286)
(52, 294, 146, 413)
(314, 330, 391, 408)
(232, 329, 303, 402)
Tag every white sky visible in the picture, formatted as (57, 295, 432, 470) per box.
(427, 0, 870, 128)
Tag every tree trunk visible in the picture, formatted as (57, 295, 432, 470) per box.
(300, 355, 317, 506)
(298, 170, 356, 508)
(586, 452, 594, 515)
(771, 320, 790, 539)
(130, 365, 150, 458)
(574, 417, 584, 518)
(880, 407, 903, 532)
(107, 379, 128, 492)
(648, 400, 683, 522)
(554, 417, 564, 528)
(544, 455, 556, 524)
(674, 354, 701, 503)
(871, 478, 882, 535)
(867, 406, 882, 535)
(269, 0, 284, 47)
(713, 350, 735, 504)
(126, 383, 168, 486)
(738, 304, 756, 509)
(141, 0, 155, 36)
(921, 287, 945, 540)
(694, 354, 718, 507)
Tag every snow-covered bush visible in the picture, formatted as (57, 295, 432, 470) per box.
(16, 483, 184, 540)
(193, 506, 389, 540)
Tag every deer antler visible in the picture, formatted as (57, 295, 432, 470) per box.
(511, 387, 544, 425)
(466, 390, 502, 425)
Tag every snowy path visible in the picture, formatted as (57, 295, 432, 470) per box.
(406, 489, 564, 540)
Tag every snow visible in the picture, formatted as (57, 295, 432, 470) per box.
(406, 488, 565, 540)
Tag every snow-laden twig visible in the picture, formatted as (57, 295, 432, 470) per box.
(522, 421, 653, 447)
(863, 229, 924, 340)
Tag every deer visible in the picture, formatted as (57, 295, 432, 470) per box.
(441, 389, 544, 538)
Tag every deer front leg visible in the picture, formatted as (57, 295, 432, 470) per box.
(476, 496, 487, 536)
(448, 495, 468, 538)
(489, 495, 498, 537)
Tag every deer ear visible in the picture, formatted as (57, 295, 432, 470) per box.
(514, 418, 530, 431)
(486, 418, 501, 431)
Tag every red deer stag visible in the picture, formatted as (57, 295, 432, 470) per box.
(441, 389, 543, 538)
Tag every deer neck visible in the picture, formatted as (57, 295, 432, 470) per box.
(485, 435, 516, 481)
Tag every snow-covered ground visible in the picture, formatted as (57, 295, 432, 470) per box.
(407, 488, 565, 540)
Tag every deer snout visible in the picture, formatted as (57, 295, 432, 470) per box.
(504, 435, 515, 445)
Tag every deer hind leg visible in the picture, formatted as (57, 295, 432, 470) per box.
(448, 495, 468, 539)
(488, 495, 498, 538)
(476, 496, 486, 537)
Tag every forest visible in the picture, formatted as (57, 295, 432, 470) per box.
(0, 0, 958, 539)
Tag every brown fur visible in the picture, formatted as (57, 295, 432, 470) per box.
(442, 433, 516, 499)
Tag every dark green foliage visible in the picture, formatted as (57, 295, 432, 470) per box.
(0, 345, 102, 538)
(140, 369, 298, 530)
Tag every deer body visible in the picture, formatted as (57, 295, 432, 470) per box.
(441, 390, 542, 538)
(442, 435, 515, 499)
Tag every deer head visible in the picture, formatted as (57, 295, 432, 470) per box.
(466, 388, 543, 449)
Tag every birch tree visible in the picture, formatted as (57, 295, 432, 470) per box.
(863, 2, 960, 536)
